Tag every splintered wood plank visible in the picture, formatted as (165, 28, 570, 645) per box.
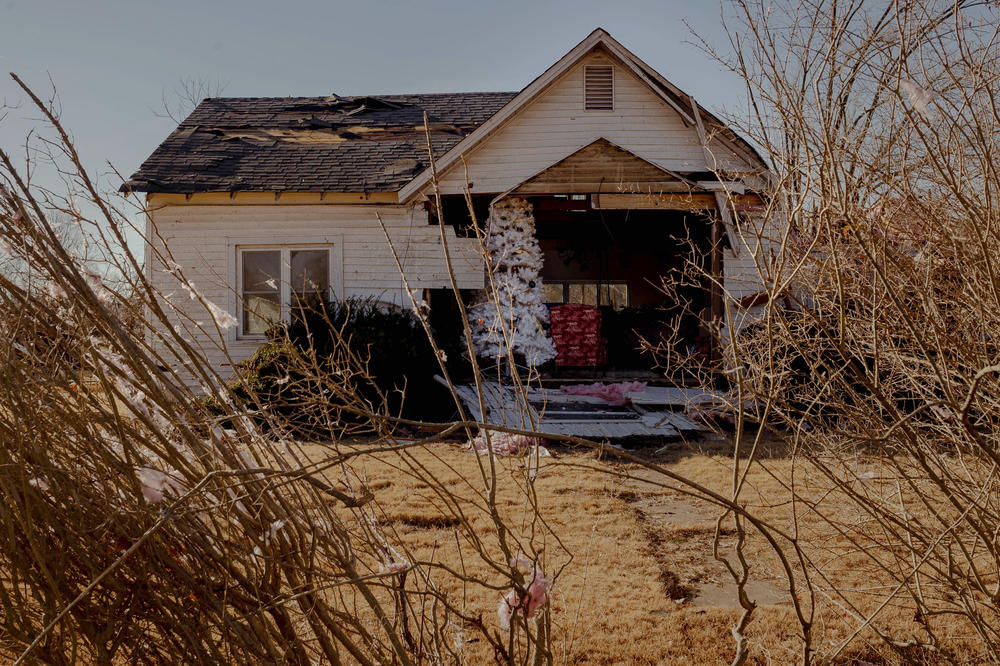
(453, 382, 688, 440)
(627, 387, 723, 408)
(592, 192, 765, 210)
(534, 421, 680, 439)
(635, 409, 703, 433)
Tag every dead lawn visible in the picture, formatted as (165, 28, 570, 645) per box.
(296, 435, 987, 665)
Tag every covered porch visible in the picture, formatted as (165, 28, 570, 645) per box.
(428, 138, 755, 384)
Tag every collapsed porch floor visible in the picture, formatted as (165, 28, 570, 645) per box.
(452, 381, 721, 439)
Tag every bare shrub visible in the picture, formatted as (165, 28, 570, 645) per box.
(0, 73, 815, 666)
(0, 77, 563, 665)
(687, 0, 1000, 662)
(8, 2, 1000, 662)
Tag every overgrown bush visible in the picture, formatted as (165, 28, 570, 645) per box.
(223, 298, 450, 437)
(8, 3, 1000, 663)
(0, 91, 565, 663)
(735, 305, 929, 428)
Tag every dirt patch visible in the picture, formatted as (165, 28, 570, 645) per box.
(390, 513, 462, 529)
(691, 579, 788, 610)
(621, 467, 788, 610)
(632, 505, 697, 602)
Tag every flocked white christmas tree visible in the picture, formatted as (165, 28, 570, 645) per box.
(469, 198, 556, 367)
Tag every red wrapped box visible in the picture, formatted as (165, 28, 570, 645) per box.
(549, 304, 607, 367)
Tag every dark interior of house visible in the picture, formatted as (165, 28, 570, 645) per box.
(429, 194, 717, 382)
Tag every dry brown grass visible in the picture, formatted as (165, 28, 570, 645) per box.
(294, 440, 769, 664)
(290, 437, 987, 665)
(301, 441, 677, 665)
(652, 443, 987, 665)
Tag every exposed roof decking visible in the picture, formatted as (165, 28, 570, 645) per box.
(123, 92, 516, 194)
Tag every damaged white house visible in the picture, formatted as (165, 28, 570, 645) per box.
(126, 28, 774, 434)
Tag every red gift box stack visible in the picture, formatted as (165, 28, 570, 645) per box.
(549, 304, 607, 367)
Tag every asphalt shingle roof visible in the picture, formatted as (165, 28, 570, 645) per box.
(122, 92, 517, 194)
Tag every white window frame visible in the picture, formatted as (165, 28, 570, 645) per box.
(234, 242, 339, 339)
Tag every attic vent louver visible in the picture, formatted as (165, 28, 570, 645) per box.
(584, 65, 614, 111)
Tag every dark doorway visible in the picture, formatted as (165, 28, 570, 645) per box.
(531, 196, 715, 380)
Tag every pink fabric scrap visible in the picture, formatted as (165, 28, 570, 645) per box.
(558, 381, 647, 406)
(498, 556, 553, 630)
(136, 467, 187, 504)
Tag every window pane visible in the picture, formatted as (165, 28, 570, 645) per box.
(290, 250, 329, 295)
(600, 283, 629, 310)
(569, 283, 598, 306)
(242, 251, 280, 292)
(290, 291, 325, 313)
(542, 282, 564, 304)
(243, 293, 280, 335)
(612, 284, 628, 309)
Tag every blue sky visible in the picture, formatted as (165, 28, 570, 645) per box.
(0, 0, 743, 203)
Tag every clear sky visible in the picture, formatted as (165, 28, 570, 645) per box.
(0, 0, 743, 202)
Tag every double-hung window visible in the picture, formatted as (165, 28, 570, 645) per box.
(239, 246, 331, 336)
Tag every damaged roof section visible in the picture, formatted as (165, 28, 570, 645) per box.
(122, 92, 517, 194)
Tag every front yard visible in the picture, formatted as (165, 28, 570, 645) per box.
(295, 435, 981, 664)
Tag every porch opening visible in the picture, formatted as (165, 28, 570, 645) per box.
(430, 193, 722, 384)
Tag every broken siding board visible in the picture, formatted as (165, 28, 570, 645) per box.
(593, 193, 716, 210)
(628, 387, 725, 407)
(453, 385, 486, 421)
(516, 182, 696, 194)
(632, 408, 703, 433)
(534, 422, 679, 439)
(592, 193, 765, 210)
(532, 385, 705, 433)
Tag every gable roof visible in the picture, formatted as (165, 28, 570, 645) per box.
(124, 28, 765, 198)
(122, 92, 516, 194)
(398, 28, 766, 201)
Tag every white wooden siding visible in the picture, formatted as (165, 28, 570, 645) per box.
(724, 216, 781, 337)
(432, 53, 749, 195)
(146, 202, 483, 382)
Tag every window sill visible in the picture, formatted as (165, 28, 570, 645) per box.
(235, 334, 268, 343)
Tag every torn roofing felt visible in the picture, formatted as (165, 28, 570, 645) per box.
(122, 92, 517, 194)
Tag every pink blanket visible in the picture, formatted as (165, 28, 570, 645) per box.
(559, 381, 647, 406)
